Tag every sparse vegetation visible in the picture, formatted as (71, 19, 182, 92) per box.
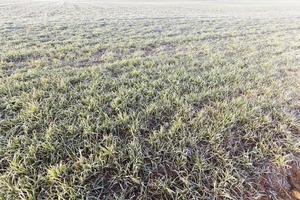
(0, 1, 300, 199)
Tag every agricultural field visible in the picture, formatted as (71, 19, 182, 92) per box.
(0, 0, 300, 199)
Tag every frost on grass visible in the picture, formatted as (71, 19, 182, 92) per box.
(0, 1, 300, 199)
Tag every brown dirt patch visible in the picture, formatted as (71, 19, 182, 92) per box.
(257, 161, 300, 200)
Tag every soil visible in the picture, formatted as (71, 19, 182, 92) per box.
(258, 161, 300, 200)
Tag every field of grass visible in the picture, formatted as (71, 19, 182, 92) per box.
(0, 0, 300, 199)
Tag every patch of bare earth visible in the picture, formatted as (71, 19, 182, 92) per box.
(255, 161, 300, 200)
